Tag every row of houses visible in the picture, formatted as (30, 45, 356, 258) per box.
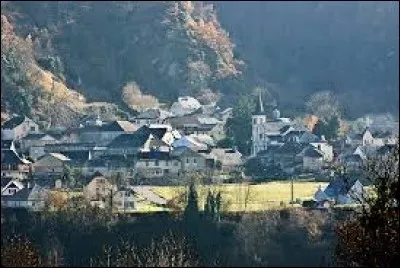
(251, 91, 398, 176)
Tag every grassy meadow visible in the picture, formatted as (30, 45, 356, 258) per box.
(151, 181, 329, 212)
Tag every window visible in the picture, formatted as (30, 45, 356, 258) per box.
(186, 158, 189, 164)
(146, 161, 149, 167)
(193, 158, 197, 164)
(155, 160, 159, 166)
(165, 160, 169, 166)
(259, 134, 263, 139)
(30, 126, 36, 132)
(174, 162, 179, 166)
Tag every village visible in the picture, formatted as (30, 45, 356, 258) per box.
(1, 94, 398, 213)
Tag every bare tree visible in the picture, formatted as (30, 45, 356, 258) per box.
(335, 142, 399, 267)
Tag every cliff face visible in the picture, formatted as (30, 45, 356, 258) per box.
(1, 1, 399, 122)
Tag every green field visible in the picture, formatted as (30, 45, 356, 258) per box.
(56, 181, 329, 213)
(151, 181, 328, 212)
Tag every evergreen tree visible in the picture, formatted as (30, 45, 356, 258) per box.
(184, 182, 199, 223)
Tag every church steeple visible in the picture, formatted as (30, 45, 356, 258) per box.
(255, 89, 264, 115)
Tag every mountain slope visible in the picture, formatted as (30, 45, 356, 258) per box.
(214, 1, 399, 118)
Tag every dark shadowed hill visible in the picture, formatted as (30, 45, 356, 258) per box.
(214, 1, 399, 118)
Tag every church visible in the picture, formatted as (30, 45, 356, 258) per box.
(251, 92, 294, 156)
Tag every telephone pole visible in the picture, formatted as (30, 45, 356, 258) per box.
(291, 175, 294, 207)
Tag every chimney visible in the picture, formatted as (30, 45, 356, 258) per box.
(321, 135, 326, 141)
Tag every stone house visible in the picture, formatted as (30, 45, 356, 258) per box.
(1, 116, 40, 141)
(32, 153, 70, 176)
(78, 120, 138, 146)
(132, 108, 172, 127)
(301, 147, 324, 172)
(209, 148, 243, 172)
(83, 172, 117, 207)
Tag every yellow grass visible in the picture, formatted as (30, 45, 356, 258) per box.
(151, 181, 328, 212)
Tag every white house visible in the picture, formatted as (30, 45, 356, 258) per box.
(345, 128, 375, 147)
(1, 183, 49, 211)
(1, 180, 24, 196)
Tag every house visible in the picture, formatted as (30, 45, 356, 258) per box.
(373, 131, 398, 145)
(169, 115, 224, 139)
(352, 145, 379, 161)
(172, 136, 209, 151)
(343, 154, 364, 170)
(1, 149, 32, 180)
(77, 120, 138, 146)
(345, 127, 375, 147)
(20, 133, 59, 160)
(135, 151, 181, 179)
(132, 108, 172, 127)
(310, 141, 334, 162)
(301, 146, 324, 172)
(1, 183, 49, 211)
(1, 179, 24, 196)
(170, 147, 212, 174)
(32, 153, 70, 176)
(1, 116, 40, 140)
(1, 139, 17, 151)
(112, 188, 136, 212)
(170, 96, 202, 117)
(315, 177, 364, 205)
(83, 172, 117, 207)
(209, 148, 243, 172)
(376, 144, 397, 157)
(106, 125, 176, 157)
(272, 141, 306, 171)
(218, 108, 233, 123)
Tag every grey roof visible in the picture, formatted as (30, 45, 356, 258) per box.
(344, 154, 363, 163)
(1, 149, 29, 165)
(107, 126, 167, 148)
(3, 184, 46, 202)
(135, 108, 171, 120)
(376, 144, 396, 155)
(1, 140, 15, 150)
(138, 151, 174, 160)
(347, 133, 363, 141)
(107, 133, 149, 148)
(264, 121, 291, 133)
(275, 142, 306, 155)
(324, 177, 361, 197)
(22, 133, 53, 140)
(77, 121, 137, 133)
(303, 147, 323, 158)
(2, 116, 27, 129)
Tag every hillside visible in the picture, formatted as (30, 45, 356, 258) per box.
(214, 1, 399, 117)
(1, 1, 245, 121)
(1, 1, 399, 122)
